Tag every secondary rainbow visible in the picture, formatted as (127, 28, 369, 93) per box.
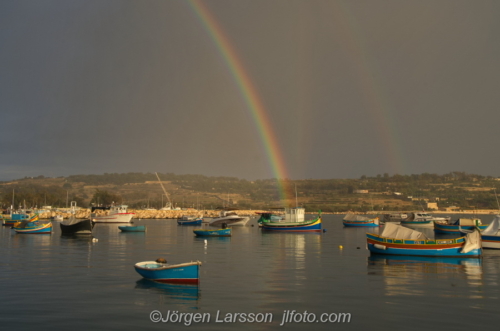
(187, 0, 292, 203)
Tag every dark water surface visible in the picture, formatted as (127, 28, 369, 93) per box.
(1, 214, 499, 330)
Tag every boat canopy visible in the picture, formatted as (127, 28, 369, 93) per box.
(343, 213, 372, 222)
(452, 218, 482, 226)
(380, 223, 428, 240)
(481, 215, 500, 236)
(461, 230, 482, 253)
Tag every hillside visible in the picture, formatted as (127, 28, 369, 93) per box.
(1, 172, 500, 213)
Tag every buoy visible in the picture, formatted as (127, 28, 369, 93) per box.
(92, 238, 98, 243)
(339, 245, 343, 249)
(357, 247, 360, 249)
(323, 229, 327, 232)
(204, 239, 207, 246)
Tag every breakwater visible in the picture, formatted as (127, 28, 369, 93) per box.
(36, 209, 267, 219)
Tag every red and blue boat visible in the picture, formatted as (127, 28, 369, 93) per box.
(260, 208, 322, 232)
(343, 213, 379, 227)
(134, 260, 202, 284)
(13, 215, 52, 234)
(367, 223, 482, 257)
(434, 218, 488, 234)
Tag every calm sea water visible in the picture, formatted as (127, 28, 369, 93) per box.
(1, 214, 499, 330)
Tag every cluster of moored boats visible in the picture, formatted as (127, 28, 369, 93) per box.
(343, 212, 500, 256)
(6, 205, 500, 284)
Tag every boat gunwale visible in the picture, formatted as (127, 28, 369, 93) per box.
(135, 261, 202, 271)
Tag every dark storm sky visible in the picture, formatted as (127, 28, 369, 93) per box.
(1, 0, 499, 181)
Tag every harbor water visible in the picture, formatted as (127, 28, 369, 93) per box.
(0, 214, 499, 330)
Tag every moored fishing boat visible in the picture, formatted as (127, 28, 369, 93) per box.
(434, 218, 488, 234)
(400, 212, 438, 227)
(13, 215, 52, 234)
(177, 215, 203, 225)
(260, 208, 322, 232)
(193, 228, 231, 237)
(343, 213, 379, 227)
(92, 204, 134, 223)
(134, 259, 202, 284)
(367, 223, 482, 257)
(477, 215, 500, 249)
(3, 210, 30, 226)
(60, 202, 94, 235)
(119, 225, 146, 232)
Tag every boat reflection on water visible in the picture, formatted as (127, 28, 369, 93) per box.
(367, 255, 483, 297)
(135, 279, 200, 301)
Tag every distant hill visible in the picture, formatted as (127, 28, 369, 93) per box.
(1, 172, 499, 212)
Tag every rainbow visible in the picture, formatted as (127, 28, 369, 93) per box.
(187, 0, 293, 204)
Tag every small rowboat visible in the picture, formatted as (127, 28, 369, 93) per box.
(134, 260, 202, 284)
(367, 223, 482, 257)
(193, 228, 231, 237)
(177, 216, 203, 225)
(13, 218, 52, 234)
(119, 225, 146, 232)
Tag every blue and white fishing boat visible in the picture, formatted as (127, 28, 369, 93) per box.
(367, 223, 482, 257)
(434, 218, 488, 234)
(119, 225, 146, 232)
(3, 210, 30, 226)
(193, 228, 231, 237)
(399, 212, 451, 228)
(343, 213, 379, 227)
(260, 208, 322, 232)
(478, 215, 500, 249)
(177, 215, 203, 225)
(13, 215, 52, 234)
(134, 259, 202, 284)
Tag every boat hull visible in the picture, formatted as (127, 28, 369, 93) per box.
(481, 235, 500, 249)
(93, 213, 134, 223)
(60, 219, 94, 235)
(193, 228, 231, 237)
(14, 222, 52, 234)
(177, 219, 202, 225)
(134, 261, 201, 284)
(119, 225, 146, 232)
(434, 223, 488, 234)
(366, 233, 481, 257)
(261, 218, 322, 232)
(343, 220, 378, 227)
(209, 217, 250, 226)
(401, 221, 433, 228)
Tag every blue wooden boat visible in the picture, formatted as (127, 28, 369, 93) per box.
(260, 208, 322, 232)
(177, 216, 203, 225)
(134, 260, 202, 284)
(193, 228, 231, 237)
(13, 215, 52, 234)
(3, 212, 30, 226)
(434, 218, 488, 234)
(343, 213, 379, 227)
(367, 223, 482, 257)
(119, 225, 146, 232)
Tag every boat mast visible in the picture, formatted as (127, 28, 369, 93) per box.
(495, 189, 500, 213)
(155, 172, 172, 208)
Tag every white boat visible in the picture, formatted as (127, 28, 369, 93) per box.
(51, 215, 64, 222)
(208, 210, 250, 226)
(91, 205, 134, 223)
